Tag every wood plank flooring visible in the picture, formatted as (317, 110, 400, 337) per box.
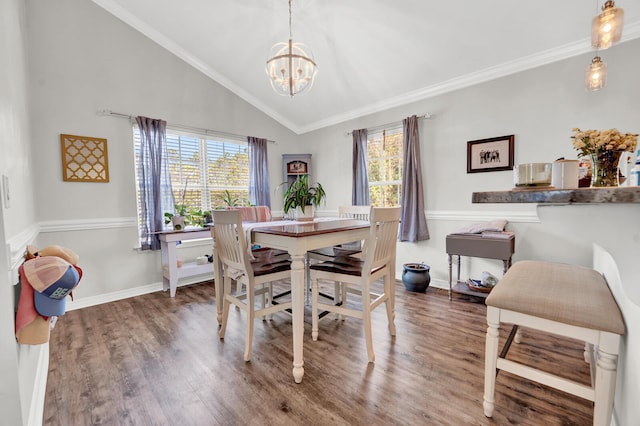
(44, 280, 593, 425)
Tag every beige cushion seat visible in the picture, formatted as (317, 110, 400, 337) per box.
(483, 260, 625, 426)
(486, 261, 624, 334)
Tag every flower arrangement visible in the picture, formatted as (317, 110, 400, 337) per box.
(571, 128, 638, 157)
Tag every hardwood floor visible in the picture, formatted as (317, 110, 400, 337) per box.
(44, 280, 593, 425)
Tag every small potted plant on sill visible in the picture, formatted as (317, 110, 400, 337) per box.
(164, 203, 189, 231)
(282, 174, 326, 221)
(164, 179, 190, 231)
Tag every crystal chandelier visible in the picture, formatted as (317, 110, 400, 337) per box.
(585, 56, 607, 91)
(591, 1, 624, 50)
(266, 0, 317, 97)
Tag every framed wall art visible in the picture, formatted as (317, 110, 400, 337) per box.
(287, 160, 308, 174)
(467, 134, 514, 173)
(60, 134, 110, 182)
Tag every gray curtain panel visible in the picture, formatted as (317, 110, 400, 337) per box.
(352, 128, 370, 205)
(400, 115, 430, 241)
(136, 116, 171, 250)
(248, 136, 271, 208)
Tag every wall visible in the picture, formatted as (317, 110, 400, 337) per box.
(1, 0, 41, 423)
(26, 0, 301, 301)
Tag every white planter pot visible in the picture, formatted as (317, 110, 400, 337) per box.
(294, 205, 314, 221)
(171, 215, 186, 230)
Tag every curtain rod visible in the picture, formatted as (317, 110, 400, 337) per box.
(97, 109, 276, 144)
(345, 113, 434, 136)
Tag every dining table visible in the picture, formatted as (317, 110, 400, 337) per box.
(211, 217, 373, 383)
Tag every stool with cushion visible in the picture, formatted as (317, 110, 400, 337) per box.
(213, 210, 292, 362)
(309, 206, 400, 363)
(483, 260, 625, 426)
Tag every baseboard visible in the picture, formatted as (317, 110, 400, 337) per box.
(66, 274, 214, 311)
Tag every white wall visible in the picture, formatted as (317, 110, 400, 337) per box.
(26, 0, 302, 300)
(1, 0, 40, 423)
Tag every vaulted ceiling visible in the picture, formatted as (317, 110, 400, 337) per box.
(92, 0, 640, 134)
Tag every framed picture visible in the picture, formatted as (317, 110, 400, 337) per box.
(287, 160, 308, 174)
(60, 134, 110, 182)
(467, 135, 514, 173)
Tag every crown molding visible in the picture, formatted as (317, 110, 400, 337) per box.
(91, 0, 301, 133)
(299, 23, 640, 134)
(91, 1, 640, 135)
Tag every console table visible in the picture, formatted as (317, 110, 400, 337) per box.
(446, 233, 515, 300)
(158, 229, 213, 297)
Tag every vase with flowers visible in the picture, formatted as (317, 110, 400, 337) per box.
(571, 128, 638, 187)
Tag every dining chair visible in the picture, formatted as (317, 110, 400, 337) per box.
(306, 205, 371, 305)
(213, 210, 292, 362)
(309, 206, 401, 363)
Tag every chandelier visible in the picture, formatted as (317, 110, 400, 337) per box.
(585, 1, 624, 92)
(591, 0, 624, 50)
(585, 56, 607, 91)
(266, 0, 317, 97)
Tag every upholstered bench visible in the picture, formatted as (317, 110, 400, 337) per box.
(483, 260, 625, 426)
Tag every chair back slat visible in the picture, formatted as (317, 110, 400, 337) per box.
(362, 207, 401, 274)
(338, 205, 371, 221)
(213, 210, 253, 278)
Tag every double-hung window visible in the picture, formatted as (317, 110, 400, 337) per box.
(367, 128, 403, 207)
(133, 127, 249, 229)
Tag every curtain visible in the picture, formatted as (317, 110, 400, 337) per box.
(400, 115, 429, 241)
(352, 128, 370, 205)
(248, 136, 271, 208)
(136, 116, 171, 250)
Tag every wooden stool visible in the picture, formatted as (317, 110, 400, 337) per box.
(483, 260, 625, 426)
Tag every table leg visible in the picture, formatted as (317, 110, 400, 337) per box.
(163, 240, 178, 297)
(212, 233, 224, 325)
(290, 253, 305, 383)
(448, 254, 453, 300)
(161, 239, 170, 293)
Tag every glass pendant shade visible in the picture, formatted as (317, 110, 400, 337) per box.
(585, 56, 607, 91)
(591, 1, 624, 49)
(266, 39, 317, 97)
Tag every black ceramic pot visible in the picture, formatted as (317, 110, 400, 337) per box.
(402, 263, 431, 293)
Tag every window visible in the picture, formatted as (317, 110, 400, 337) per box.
(367, 128, 403, 207)
(133, 127, 249, 227)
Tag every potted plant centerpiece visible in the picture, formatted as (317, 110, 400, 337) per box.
(282, 174, 326, 221)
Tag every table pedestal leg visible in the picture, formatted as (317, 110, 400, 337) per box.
(290, 253, 305, 383)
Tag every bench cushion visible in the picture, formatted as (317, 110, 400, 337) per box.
(485, 260, 625, 335)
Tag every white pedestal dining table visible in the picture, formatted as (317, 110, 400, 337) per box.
(212, 218, 372, 383)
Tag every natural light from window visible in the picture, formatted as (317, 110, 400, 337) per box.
(133, 127, 249, 229)
(367, 128, 403, 207)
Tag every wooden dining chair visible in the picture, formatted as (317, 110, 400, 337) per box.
(309, 206, 401, 363)
(306, 205, 371, 305)
(213, 210, 292, 362)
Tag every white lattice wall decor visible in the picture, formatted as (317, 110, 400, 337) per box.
(60, 134, 109, 182)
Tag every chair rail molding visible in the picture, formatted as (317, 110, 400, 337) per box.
(300, 209, 539, 223)
(426, 209, 539, 223)
(39, 217, 137, 233)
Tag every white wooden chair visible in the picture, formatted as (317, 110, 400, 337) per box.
(213, 210, 292, 362)
(309, 206, 400, 363)
(306, 205, 371, 305)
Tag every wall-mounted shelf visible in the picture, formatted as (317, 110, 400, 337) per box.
(283, 154, 312, 186)
(472, 187, 640, 204)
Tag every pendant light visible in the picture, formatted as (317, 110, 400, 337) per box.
(265, 0, 317, 97)
(591, 1, 624, 50)
(585, 56, 607, 91)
